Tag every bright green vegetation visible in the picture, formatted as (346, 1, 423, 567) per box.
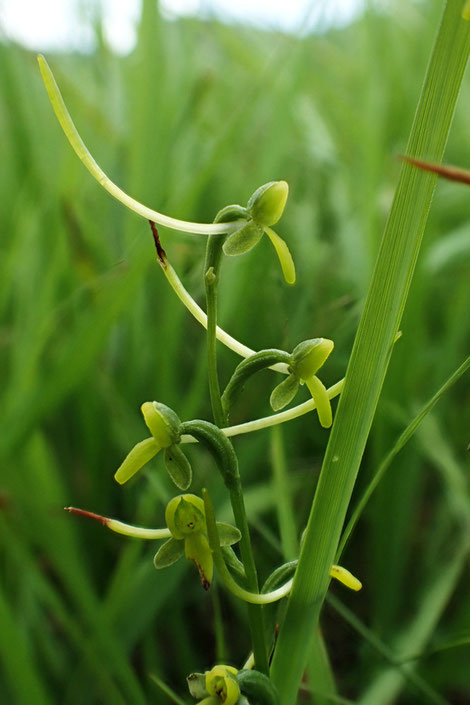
(1, 1, 470, 704)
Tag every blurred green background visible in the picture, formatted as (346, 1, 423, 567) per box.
(1, 1, 470, 703)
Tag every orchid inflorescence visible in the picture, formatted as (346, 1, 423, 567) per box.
(40, 54, 361, 693)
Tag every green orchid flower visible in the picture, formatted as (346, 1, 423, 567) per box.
(219, 181, 296, 285)
(114, 401, 193, 489)
(188, 666, 240, 705)
(66, 493, 241, 592)
(154, 494, 241, 590)
(270, 338, 335, 428)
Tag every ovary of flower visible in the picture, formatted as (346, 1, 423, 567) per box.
(64, 507, 171, 540)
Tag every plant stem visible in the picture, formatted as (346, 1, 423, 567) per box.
(270, 5, 470, 703)
(181, 420, 269, 673)
(204, 235, 226, 427)
(158, 257, 289, 372)
(180, 379, 344, 443)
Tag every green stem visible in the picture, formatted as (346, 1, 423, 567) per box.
(270, 426, 297, 562)
(270, 5, 470, 703)
(221, 349, 292, 422)
(212, 586, 227, 663)
(204, 234, 226, 427)
(181, 420, 269, 673)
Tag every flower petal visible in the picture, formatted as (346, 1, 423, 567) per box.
(270, 373, 300, 411)
(164, 445, 192, 490)
(330, 564, 362, 591)
(153, 538, 185, 569)
(114, 437, 160, 485)
(216, 522, 241, 546)
(264, 226, 296, 285)
(305, 376, 333, 428)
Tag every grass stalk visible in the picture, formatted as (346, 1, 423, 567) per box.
(270, 4, 470, 702)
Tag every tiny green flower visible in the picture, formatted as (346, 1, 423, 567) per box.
(66, 495, 240, 591)
(203, 666, 240, 705)
(154, 494, 241, 590)
(270, 338, 335, 428)
(187, 666, 240, 705)
(114, 401, 192, 488)
(221, 181, 296, 285)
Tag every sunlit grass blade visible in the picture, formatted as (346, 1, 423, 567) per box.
(270, 5, 470, 702)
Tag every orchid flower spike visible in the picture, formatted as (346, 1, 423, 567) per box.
(218, 181, 296, 285)
(270, 338, 335, 428)
(154, 494, 241, 590)
(114, 401, 193, 489)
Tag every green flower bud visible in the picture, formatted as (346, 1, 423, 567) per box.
(141, 401, 181, 447)
(291, 338, 334, 380)
(205, 666, 239, 705)
(223, 219, 264, 256)
(247, 180, 288, 226)
(165, 494, 206, 540)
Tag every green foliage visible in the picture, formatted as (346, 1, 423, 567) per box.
(1, 1, 470, 703)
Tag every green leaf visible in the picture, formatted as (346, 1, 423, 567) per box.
(216, 522, 241, 546)
(164, 445, 192, 490)
(153, 538, 184, 569)
(223, 220, 264, 256)
(270, 374, 299, 412)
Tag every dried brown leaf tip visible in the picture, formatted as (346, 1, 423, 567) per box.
(400, 155, 470, 186)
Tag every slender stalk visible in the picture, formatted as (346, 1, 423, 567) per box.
(212, 586, 227, 663)
(204, 235, 226, 427)
(221, 350, 292, 421)
(270, 426, 297, 562)
(156, 249, 289, 372)
(180, 379, 344, 443)
(181, 420, 269, 673)
(270, 5, 470, 702)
